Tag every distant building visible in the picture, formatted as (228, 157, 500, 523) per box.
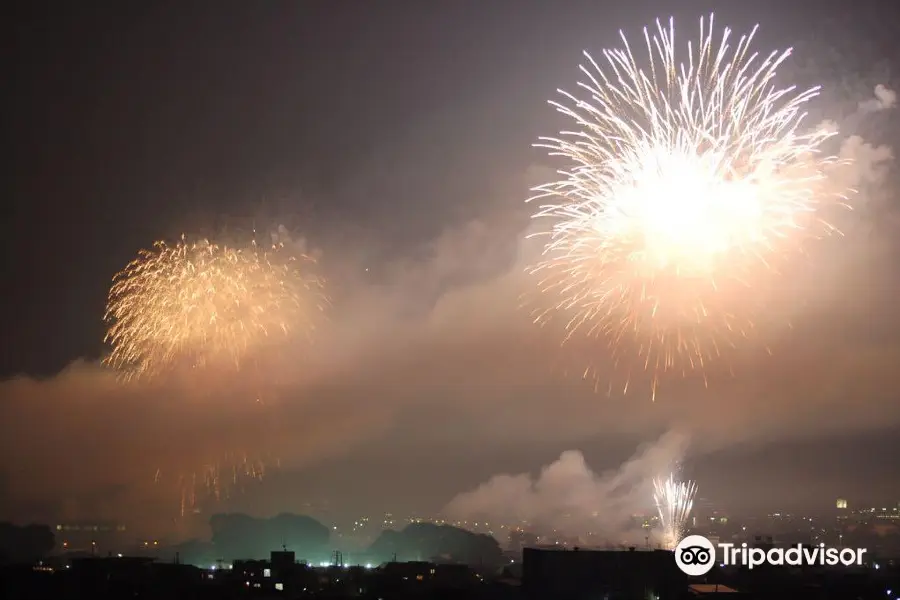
(836, 498, 848, 509)
(270, 550, 295, 572)
(522, 547, 686, 600)
(373, 561, 479, 595)
(508, 530, 538, 554)
(231, 550, 317, 594)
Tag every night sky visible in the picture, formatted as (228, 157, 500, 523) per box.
(4, 0, 900, 536)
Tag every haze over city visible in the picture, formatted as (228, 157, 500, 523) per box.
(4, 0, 900, 548)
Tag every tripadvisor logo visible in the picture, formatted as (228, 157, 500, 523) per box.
(674, 534, 867, 576)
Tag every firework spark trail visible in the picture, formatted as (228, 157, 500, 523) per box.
(653, 473, 697, 550)
(528, 14, 851, 396)
(103, 233, 327, 381)
(163, 451, 278, 517)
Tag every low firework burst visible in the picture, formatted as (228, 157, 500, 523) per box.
(653, 473, 697, 550)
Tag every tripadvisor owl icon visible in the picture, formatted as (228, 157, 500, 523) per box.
(675, 535, 716, 576)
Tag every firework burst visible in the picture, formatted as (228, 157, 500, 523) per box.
(104, 232, 327, 381)
(528, 14, 850, 395)
(653, 473, 697, 550)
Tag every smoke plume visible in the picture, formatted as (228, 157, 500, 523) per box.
(443, 431, 689, 544)
(858, 84, 897, 112)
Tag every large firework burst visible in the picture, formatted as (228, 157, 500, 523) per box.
(104, 233, 327, 381)
(528, 14, 849, 394)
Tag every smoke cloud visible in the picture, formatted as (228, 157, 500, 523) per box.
(858, 84, 897, 112)
(443, 431, 689, 544)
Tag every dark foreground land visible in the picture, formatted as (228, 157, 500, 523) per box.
(3, 547, 899, 600)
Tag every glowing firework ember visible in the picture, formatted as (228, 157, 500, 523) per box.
(104, 233, 327, 381)
(528, 14, 848, 393)
(653, 473, 697, 550)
